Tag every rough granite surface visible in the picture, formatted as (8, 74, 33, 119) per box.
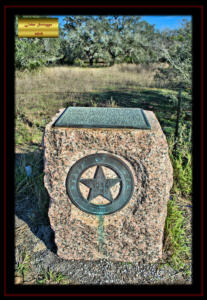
(43, 108, 173, 263)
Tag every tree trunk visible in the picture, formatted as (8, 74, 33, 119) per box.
(89, 58, 93, 66)
(108, 48, 116, 65)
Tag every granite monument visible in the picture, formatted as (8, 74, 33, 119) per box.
(43, 107, 173, 262)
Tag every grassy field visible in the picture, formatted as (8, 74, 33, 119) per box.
(15, 64, 192, 283)
(15, 64, 191, 151)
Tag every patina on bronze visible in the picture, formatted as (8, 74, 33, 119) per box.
(66, 153, 134, 215)
(53, 107, 151, 129)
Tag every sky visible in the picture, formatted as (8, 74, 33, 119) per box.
(53, 15, 192, 31)
(140, 16, 192, 31)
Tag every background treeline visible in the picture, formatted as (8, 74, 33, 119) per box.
(15, 16, 192, 88)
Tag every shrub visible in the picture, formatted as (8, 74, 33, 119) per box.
(168, 122, 192, 197)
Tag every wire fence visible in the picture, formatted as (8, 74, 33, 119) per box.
(15, 87, 192, 95)
(15, 80, 192, 155)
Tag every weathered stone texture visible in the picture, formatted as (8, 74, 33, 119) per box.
(44, 108, 173, 262)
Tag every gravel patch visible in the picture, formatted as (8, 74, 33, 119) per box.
(14, 175, 192, 286)
(14, 212, 192, 285)
(29, 249, 190, 285)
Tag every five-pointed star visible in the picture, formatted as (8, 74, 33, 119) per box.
(79, 165, 121, 203)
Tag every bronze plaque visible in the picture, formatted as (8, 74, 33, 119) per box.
(66, 153, 134, 215)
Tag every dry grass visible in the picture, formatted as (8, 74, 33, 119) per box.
(15, 64, 163, 151)
(15, 63, 191, 153)
(15, 63, 168, 96)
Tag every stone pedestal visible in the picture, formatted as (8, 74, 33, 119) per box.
(43, 107, 173, 263)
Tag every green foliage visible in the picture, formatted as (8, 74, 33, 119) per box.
(15, 151, 49, 222)
(162, 122, 192, 274)
(15, 15, 192, 78)
(15, 37, 61, 70)
(168, 123, 192, 197)
(173, 152, 192, 196)
(164, 195, 191, 272)
(36, 268, 69, 284)
(63, 16, 105, 66)
(15, 114, 43, 146)
(16, 252, 31, 280)
(15, 17, 61, 70)
(74, 58, 85, 67)
(154, 20, 192, 89)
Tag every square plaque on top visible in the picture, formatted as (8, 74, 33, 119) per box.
(53, 107, 151, 129)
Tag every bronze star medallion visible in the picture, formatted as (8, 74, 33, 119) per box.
(66, 153, 134, 215)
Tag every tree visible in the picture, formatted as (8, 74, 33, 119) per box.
(122, 18, 157, 64)
(15, 16, 61, 70)
(154, 20, 192, 88)
(15, 37, 61, 70)
(61, 15, 170, 66)
(63, 16, 104, 66)
(15, 14, 192, 81)
(61, 16, 84, 64)
(99, 16, 158, 65)
(78, 17, 103, 65)
(100, 16, 125, 65)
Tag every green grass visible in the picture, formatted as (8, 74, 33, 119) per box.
(163, 195, 191, 274)
(36, 268, 70, 285)
(162, 123, 192, 274)
(168, 123, 192, 197)
(15, 65, 192, 152)
(16, 252, 31, 281)
(15, 151, 49, 224)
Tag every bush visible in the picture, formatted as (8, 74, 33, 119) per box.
(15, 37, 61, 71)
(74, 58, 85, 67)
(168, 123, 192, 197)
(164, 195, 191, 271)
(163, 121, 192, 273)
